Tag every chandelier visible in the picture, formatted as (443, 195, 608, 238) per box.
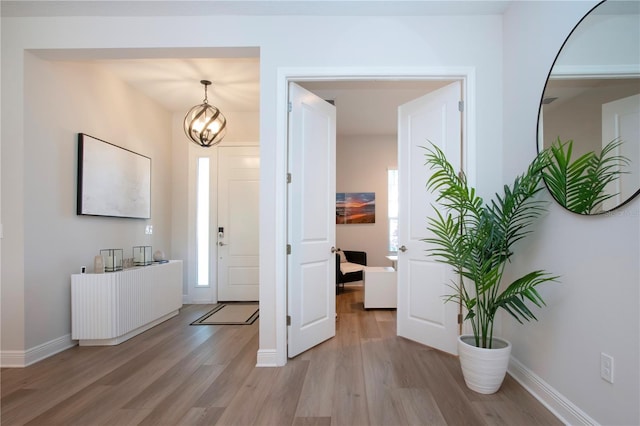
(183, 80, 227, 147)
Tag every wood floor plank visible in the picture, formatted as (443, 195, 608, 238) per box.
(294, 334, 337, 417)
(391, 387, 448, 426)
(137, 364, 226, 425)
(1, 308, 210, 423)
(192, 326, 260, 408)
(123, 325, 256, 410)
(19, 318, 226, 425)
(332, 312, 370, 426)
(358, 311, 382, 339)
(292, 416, 332, 426)
(0, 294, 563, 426)
(252, 358, 310, 426)
(179, 406, 226, 426)
(414, 347, 488, 425)
(213, 367, 279, 425)
(470, 376, 563, 426)
(361, 337, 409, 425)
(23, 384, 112, 426)
(98, 408, 153, 426)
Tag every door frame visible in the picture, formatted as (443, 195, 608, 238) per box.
(268, 66, 476, 367)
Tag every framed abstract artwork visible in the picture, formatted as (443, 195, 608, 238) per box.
(77, 133, 151, 219)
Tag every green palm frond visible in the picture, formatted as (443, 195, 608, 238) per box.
(423, 142, 558, 348)
(495, 271, 559, 323)
(542, 138, 629, 214)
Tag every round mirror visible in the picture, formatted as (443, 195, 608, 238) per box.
(538, 0, 640, 214)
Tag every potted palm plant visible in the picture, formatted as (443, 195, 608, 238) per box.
(423, 143, 558, 394)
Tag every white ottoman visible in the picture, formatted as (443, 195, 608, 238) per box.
(363, 266, 397, 309)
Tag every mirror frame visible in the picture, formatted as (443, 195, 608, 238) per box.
(537, 0, 640, 215)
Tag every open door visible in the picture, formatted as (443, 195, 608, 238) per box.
(396, 81, 462, 355)
(287, 82, 337, 358)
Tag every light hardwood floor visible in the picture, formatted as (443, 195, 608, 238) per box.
(1, 285, 561, 426)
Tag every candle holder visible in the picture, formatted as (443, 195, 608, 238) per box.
(133, 246, 152, 266)
(100, 249, 123, 272)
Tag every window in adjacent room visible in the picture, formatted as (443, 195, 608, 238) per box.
(388, 169, 399, 252)
(196, 157, 210, 286)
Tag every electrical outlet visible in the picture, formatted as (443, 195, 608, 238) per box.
(600, 352, 614, 383)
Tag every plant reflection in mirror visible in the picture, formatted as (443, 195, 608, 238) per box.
(542, 138, 630, 215)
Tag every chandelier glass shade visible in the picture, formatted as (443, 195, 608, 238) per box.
(183, 80, 227, 147)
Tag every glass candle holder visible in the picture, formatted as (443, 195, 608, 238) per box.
(100, 249, 123, 272)
(133, 246, 152, 266)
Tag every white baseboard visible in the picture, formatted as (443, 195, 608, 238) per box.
(508, 356, 598, 426)
(256, 349, 281, 367)
(1, 334, 77, 368)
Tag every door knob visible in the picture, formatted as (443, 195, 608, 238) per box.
(219, 242, 227, 246)
(399, 245, 407, 252)
(331, 246, 337, 253)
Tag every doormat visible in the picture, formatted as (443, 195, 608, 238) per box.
(191, 303, 259, 325)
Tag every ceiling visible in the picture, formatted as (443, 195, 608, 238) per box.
(86, 56, 455, 136)
(2, 1, 511, 18)
(22, 0, 506, 136)
(96, 57, 261, 115)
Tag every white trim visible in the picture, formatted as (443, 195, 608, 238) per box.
(272, 66, 477, 366)
(508, 356, 598, 426)
(550, 64, 640, 79)
(256, 349, 279, 367)
(1, 334, 76, 368)
(190, 298, 216, 304)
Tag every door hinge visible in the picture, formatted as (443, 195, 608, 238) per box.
(287, 244, 292, 255)
(457, 313, 463, 324)
(287, 173, 292, 184)
(288, 101, 292, 113)
(287, 315, 291, 326)
(458, 100, 464, 112)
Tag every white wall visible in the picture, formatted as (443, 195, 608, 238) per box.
(336, 135, 397, 268)
(4, 5, 637, 424)
(3, 53, 174, 363)
(503, 1, 640, 425)
(1, 12, 505, 368)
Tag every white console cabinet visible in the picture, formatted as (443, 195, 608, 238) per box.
(71, 260, 183, 346)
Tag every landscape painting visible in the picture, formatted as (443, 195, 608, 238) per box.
(336, 192, 375, 224)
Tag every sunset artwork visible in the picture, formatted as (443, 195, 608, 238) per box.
(336, 192, 375, 224)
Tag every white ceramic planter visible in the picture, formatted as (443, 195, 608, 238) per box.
(457, 334, 512, 394)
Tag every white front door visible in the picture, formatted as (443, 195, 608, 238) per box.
(602, 93, 640, 210)
(287, 82, 337, 358)
(217, 146, 260, 301)
(396, 81, 462, 355)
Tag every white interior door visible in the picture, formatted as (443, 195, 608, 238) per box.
(287, 82, 336, 358)
(396, 81, 462, 355)
(602, 93, 640, 210)
(217, 146, 260, 301)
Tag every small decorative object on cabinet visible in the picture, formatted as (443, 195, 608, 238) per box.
(93, 254, 104, 274)
(100, 248, 123, 272)
(153, 250, 167, 262)
(133, 245, 152, 266)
